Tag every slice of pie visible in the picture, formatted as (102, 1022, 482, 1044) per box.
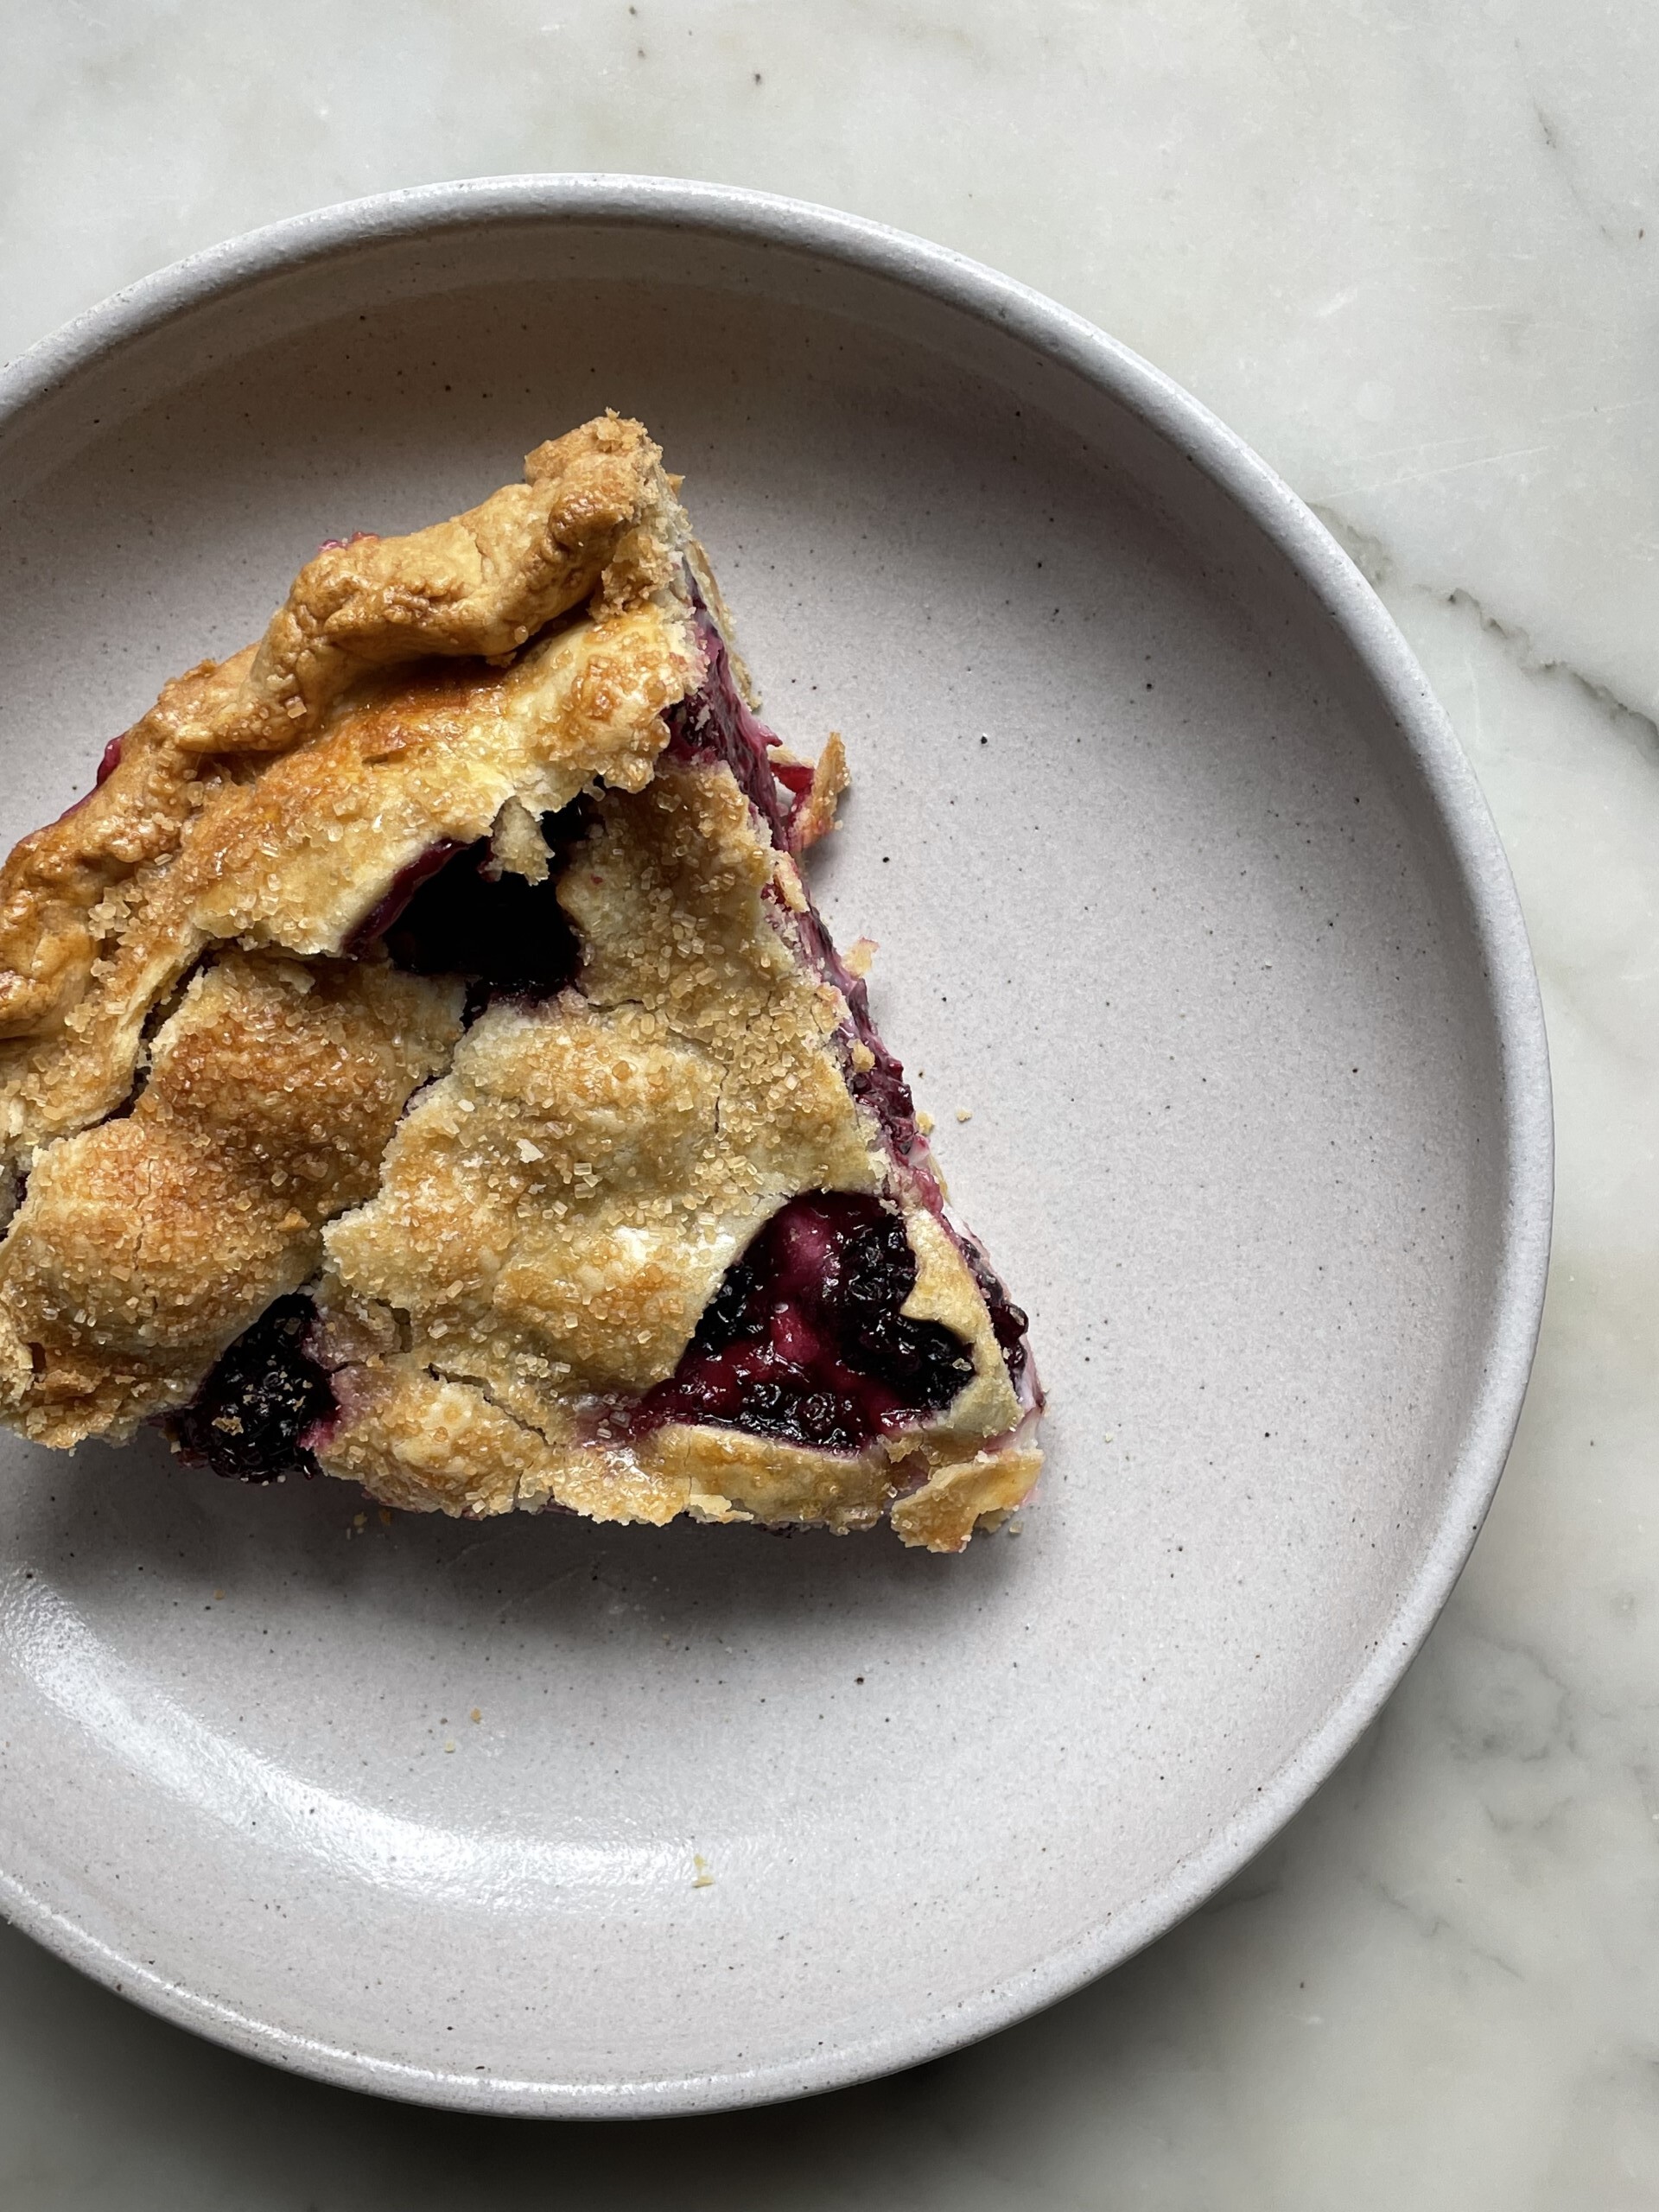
(0, 415, 1042, 1550)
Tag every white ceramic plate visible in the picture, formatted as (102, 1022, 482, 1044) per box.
(0, 179, 1550, 2115)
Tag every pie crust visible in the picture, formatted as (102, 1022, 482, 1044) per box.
(0, 416, 1042, 1550)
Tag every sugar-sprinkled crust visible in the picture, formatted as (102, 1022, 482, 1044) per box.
(0, 952, 462, 1446)
(322, 765, 886, 1404)
(0, 593, 697, 1168)
(0, 414, 681, 1050)
(312, 762, 1032, 1548)
(0, 417, 1042, 1549)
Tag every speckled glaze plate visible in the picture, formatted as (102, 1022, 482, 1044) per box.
(0, 178, 1551, 2115)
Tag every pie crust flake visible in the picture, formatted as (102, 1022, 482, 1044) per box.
(0, 416, 1042, 1551)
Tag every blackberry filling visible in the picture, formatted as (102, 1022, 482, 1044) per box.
(166, 1294, 334, 1482)
(351, 797, 594, 1001)
(635, 1192, 976, 1452)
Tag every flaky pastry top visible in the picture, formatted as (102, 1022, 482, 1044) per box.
(0, 416, 698, 1166)
(0, 416, 1041, 1548)
(313, 759, 1029, 1549)
(0, 951, 461, 1445)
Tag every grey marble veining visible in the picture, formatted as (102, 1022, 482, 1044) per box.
(0, 2, 1653, 2203)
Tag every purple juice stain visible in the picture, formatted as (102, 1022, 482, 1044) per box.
(634, 1192, 977, 1452)
(664, 606, 797, 845)
(791, 902, 925, 1165)
(663, 598, 1034, 1384)
(665, 605, 926, 1166)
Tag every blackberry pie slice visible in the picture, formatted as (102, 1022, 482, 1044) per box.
(0, 416, 1042, 1550)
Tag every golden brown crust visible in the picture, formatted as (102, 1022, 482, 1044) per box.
(889, 1445, 1045, 1551)
(318, 758, 887, 1409)
(0, 953, 461, 1445)
(0, 415, 683, 1048)
(0, 417, 1041, 1548)
(311, 760, 1032, 1551)
(0, 516, 698, 1168)
(314, 1367, 1035, 1554)
(790, 730, 850, 849)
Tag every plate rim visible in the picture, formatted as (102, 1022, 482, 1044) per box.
(0, 173, 1554, 2117)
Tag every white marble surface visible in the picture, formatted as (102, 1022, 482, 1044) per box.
(0, 2, 1654, 2203)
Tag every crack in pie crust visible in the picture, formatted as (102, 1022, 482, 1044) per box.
(0, 416, 1042, 1551)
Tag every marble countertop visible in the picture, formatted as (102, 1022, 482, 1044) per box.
(2, 3, 1653, 2204)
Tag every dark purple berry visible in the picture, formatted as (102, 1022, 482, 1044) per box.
(635, 1192, 981, 1453)
(165, 1294, 334, 1482)
(959, 1238, 1031, 1389)
(353, 798, 594, 1004)
(690, 1260, 763, 1354)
